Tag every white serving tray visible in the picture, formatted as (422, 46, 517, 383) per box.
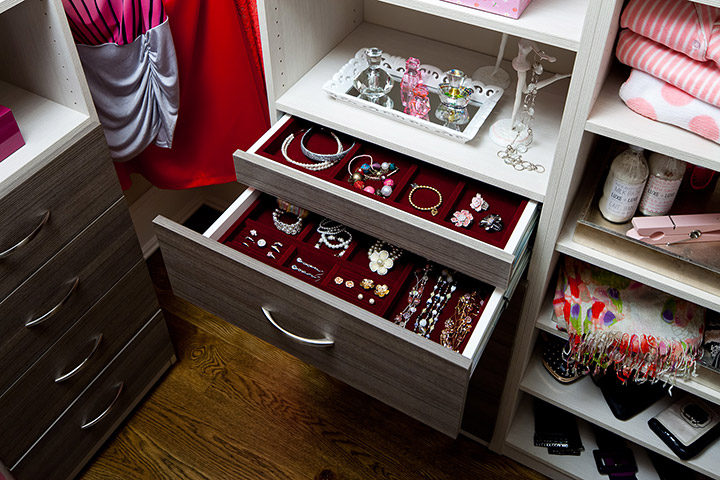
(322, 48, 504, 143)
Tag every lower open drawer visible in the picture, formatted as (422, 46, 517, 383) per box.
(154, 188, 527, 436)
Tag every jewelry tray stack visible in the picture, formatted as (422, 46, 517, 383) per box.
(217, 193, 494, 354)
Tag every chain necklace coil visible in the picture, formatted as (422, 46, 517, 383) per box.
(414, 269, 457, 338)
(440, 292, 484, 352)
(393, 264, 431, 327)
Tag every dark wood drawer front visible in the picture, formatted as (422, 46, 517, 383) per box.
(155, 217, 470, 437)
(9, 312, 175, 480)
(0, 200, 142, 394)
(0, 260, 158, 467)
(0, 126, 120, 300)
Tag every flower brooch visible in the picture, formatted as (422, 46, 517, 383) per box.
(451, 209, 473, 228)
(451, 193, 502, 232)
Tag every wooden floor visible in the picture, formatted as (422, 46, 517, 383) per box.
(77, 252, 548, 480)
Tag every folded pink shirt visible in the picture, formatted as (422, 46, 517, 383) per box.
(621, 0, 720, 68)
(616, 29, 720, 108)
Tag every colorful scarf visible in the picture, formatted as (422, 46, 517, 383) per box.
(553, 257, 705, 383)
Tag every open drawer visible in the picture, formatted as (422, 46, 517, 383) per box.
(154, 188, 528, 437)
(233, 115, 538, 289)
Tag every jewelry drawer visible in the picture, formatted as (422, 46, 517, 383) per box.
(0, 260, 159, 468)
(0, 199, 142, 395)
(0, 126, 120, 301)
(154, 188, 527, 437)
(232, 115, 538, 289)
(8, 311, 174, 480)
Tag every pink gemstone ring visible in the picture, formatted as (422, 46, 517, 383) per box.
(451, 209, 474, 228)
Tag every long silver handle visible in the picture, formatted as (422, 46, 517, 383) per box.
(80, 381, 123, 430)
(25, 277, 80, 327)
(55, 334, 103, 383)
(261, 307, 334, 348)
(0, 210, 50, 259)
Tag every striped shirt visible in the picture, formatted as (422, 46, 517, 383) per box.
(63, 0, 166, 46)
(621, 0, 720, 67)
(616, 29, 720, 108)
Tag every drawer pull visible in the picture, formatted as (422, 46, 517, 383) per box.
(80, 381, 123, 430)
(25, 276, 80, 327)
(55, 334, 103, 383)
(262, 307, 334, 347)
(0, 210, 50, 259)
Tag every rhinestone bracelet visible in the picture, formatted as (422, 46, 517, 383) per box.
(272, 208, 303, 235)
(300, 127, 355, 163)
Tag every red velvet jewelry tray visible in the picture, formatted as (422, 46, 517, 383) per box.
(218, 193, 494, 354)
(253, 116, 526, 250)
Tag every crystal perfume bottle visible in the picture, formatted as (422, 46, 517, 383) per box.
(436, 69, 473, 130)
(405, 83, 431, 120)
(353, 47, 394, 108)
(400, 57, 422, 107)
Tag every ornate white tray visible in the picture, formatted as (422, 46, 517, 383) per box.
(322, 48, 504, 143)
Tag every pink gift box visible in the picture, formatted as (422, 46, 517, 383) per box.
(441, 0, 533, 19)
(0, 104, 25, 162)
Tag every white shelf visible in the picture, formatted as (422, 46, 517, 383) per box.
(0, 81, 90, 186)
(520, 349, 720, 479)
(276, 22, 571, 202)
(586, 71, 720, 173)
(0, 0, 23, 15)
(555, 189, 720, 312)
(505, 394, 661, 480)
(691, 0, 720, 7)
(376, 0, 590, 52)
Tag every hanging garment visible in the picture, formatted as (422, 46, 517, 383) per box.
(63, 0, 166, 45)
(619, 69, 720, 144)
(63, 0, 179, 162)
(621, 0, 720, 68)
(114, 0, 270, 189)
(616, 29, 720, 108)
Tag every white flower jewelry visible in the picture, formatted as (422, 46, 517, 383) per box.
(367, 240, 403, 276)
(470, 193, 489, 212)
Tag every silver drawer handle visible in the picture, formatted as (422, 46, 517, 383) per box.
(261, 307, 334, 348)
(0, 210, 50, 259)
(55, 334, 103, 383)
(25, 277, 80, 327)
(80, 381, 123, 430)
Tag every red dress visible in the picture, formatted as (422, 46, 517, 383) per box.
(113, 0, 269, 189)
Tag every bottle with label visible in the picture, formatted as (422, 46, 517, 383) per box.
(638, 153, 686, 216)
(598, 145, 649, 223)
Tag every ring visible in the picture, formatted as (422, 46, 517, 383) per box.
(257, 239, 267, 248)
(244, 236, 255, 243)
(451, 209, 473, 228)
(480, 214, 503, 232)
(250, 230, 258, 236)
(470, 194, 489, 212)
(242, 242, 250, 247)
(273, 241, 284, 247)
(267, 252, 276, 259)
(271, 245, 281, 253)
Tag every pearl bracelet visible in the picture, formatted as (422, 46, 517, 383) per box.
(281, 133, 339, 172)
(272, 208, 303, 235)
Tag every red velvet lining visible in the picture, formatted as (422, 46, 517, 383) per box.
(220, 193, 494, 354)
(256, 116, 528, 250)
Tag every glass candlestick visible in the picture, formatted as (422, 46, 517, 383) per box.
(400, 57, 422, 107)
(353, 47, 394, 108)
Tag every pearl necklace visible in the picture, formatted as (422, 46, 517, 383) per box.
(315, 218, 352, 257)
(414, 269, 457, 338)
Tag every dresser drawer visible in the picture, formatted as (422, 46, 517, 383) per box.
(154, 189, 527, 437)
(9, 311, 174, 480)
(233, 115, 538, 289)
(0, 260, 158, 468)
(0, 199, 142, 394)
(0, 126, 120, 300)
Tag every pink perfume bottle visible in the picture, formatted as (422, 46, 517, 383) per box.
(400, 57, 422, 107)
(405, 83, 431, 120)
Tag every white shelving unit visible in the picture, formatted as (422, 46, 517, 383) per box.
(251, 1, 720, 478)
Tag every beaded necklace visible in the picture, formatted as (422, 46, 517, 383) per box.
(414, 269, 457, 338)
(393, 264, 431, 327)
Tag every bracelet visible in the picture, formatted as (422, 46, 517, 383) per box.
(440, 291, 484, 352)
(300, 127, 355, 163)
(272, 208, 303, 235)
(281, 133, 339, 171)
(368, 239, 403, 276)
(347, 154, 399, 197)
(408, 183, 443, 216)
